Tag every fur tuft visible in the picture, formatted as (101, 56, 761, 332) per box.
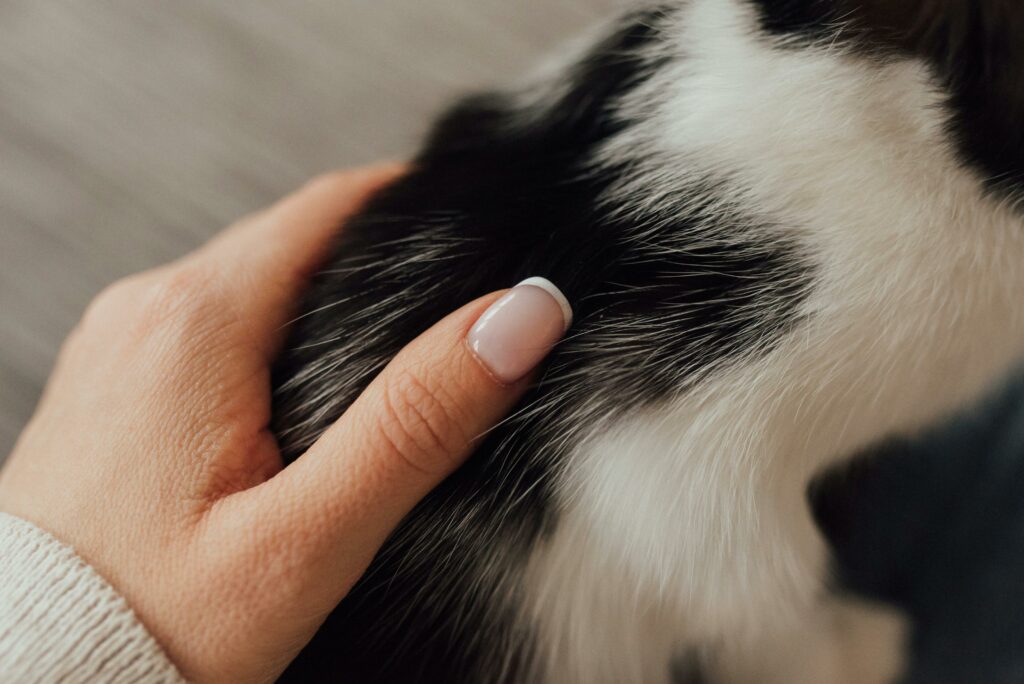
(273, 2, 1024, 681)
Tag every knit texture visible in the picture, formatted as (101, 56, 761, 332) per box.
(0, 513, 185, 683)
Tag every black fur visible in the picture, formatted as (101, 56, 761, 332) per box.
(272, 1, 1024, 680)
(273, 7, 810, 682)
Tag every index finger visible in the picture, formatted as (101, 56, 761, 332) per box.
(199, 163, 406, 356)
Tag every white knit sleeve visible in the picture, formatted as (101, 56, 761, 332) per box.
(0, 513, 186, 683)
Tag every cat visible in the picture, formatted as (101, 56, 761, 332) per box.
(272, 1, 1024, 682)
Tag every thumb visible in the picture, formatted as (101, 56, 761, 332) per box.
(253, 278, 571, 570)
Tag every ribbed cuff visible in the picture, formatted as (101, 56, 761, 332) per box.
(0, 513, 185, 683)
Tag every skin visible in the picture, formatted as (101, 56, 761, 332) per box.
(0, 165, 541, 683)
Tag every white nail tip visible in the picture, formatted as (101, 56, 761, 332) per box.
(516, 277, 574, 331)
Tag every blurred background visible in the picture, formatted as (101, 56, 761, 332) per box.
(0, 0, 625, 456)
(2, 2, 1024, 682)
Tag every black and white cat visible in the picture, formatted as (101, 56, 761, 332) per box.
(272, 1, 1024, 682)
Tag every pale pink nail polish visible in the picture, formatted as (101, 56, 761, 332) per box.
(468, 277, 573, 385)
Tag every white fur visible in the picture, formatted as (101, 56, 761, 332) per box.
(520, 1, 1024, 681)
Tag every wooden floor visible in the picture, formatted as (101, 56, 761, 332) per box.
(0, 0, 623, 455)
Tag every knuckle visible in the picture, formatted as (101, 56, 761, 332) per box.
(378, 369, 469, 476)
(79, 274, 152, 338)
(84, 267, 216, 334)
(83, 275, 142, 322)
(133, 266, 219, 334)
(144, 267, 205, 310)
(75, 266, 226, 365)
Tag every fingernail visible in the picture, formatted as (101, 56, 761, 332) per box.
(468, 277, 573, 385)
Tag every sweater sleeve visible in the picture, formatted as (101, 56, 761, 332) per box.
(0, 513, 186, 683)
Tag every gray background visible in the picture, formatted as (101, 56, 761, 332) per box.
(0, 0, 624, 456)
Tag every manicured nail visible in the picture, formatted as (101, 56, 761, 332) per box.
(468, 277, 573, 384)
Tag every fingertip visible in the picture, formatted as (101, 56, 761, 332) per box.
(466, 278, 572, 386)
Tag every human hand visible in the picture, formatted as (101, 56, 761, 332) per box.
(0, 165, 571, 683)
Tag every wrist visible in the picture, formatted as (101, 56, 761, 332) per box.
(0, 512, 185, 684)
